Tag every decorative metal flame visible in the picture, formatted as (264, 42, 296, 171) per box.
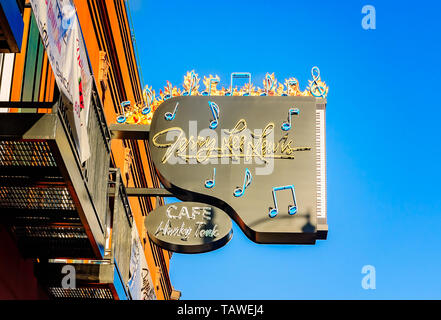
(117, 68, 328, 125)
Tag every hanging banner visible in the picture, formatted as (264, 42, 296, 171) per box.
(30, 0, 91, 162)
(128, 225, 156, 300)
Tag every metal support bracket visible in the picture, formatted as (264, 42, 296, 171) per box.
(109, 123, 150, 140)
(108, 187, 174, 198)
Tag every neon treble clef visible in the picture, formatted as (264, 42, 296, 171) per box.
(310, 66, 326, 98)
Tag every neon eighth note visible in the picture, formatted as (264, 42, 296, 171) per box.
(234, 168, 252, 197)
(281, 108, 300, 131)
(117, 100, 131, 123)
(182, 71, 197, 96)
(208, 101, 220, 129)
(163, 82, 174, 100)
(202, 77, 220, 96)
(269, 185, 298, 218)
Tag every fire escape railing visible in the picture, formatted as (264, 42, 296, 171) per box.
(0, 83, 134, 299)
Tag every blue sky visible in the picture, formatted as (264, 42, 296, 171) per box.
(130, 0, 441, 299)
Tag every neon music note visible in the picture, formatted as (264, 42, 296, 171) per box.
(164, 102, 179, 121)
(142, 86, 153, 114)
(269, 185, 298, 218)
(282, 79, 298, 96)
(202, 77, 220, 96)
(208, 101, 220, 129)
(265, 73, 274, 95)
(233, 168, 252, 197)
(117, 101, 131, 123)
(281, 108, 300, 131)
(204, 168, 216, 189)
(142, 105, 151, 115)
(183, 71, 197, 96)
(310, 66, 326, 98)
(226, 72, 251, 96)
(163, 82, 173, 100)
(260, 73, 274, 96)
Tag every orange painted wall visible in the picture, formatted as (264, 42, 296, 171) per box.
(74, 0, 172, 300)
(9, 7, 55, 110)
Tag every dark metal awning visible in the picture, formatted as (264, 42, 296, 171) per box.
(34, 169, 134, 300)
(0, 96, 111, 260)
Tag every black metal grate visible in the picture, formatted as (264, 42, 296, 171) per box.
(12, 225, 95, 258)
(0, 185, 75, 210)
(47, 287, 114, 300)
(0, 87, 111, 262)
(9, 211, 80, 224)
(12, 225, 88, 239)
(9, 210, 81, 225)
(0, 141, 56, 167)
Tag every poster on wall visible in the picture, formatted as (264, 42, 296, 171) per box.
(128, 225, 157, 300)
(30, 0, 92, 162)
